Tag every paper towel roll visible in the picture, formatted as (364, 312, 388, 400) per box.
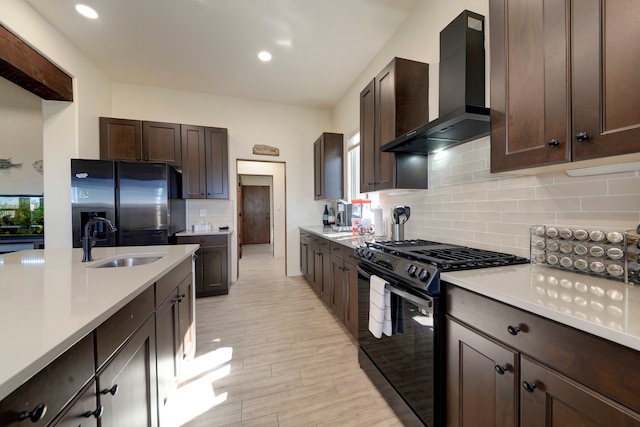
(373, 208, 384, 237)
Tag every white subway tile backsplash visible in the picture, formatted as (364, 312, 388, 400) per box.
(377, 139, 640, 256)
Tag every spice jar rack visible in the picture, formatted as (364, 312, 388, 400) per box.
(530, 225, 639, 284)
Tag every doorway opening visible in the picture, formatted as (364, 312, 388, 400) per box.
(236, 160, 287, 276)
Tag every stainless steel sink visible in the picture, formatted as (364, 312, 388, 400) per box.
(89, 255, 163, 268)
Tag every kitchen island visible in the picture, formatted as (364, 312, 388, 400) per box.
(0, 244, 198, 404)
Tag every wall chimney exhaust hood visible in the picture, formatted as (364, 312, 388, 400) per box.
(381, 10, 489, 154)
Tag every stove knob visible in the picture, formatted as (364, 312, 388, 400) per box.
(417, 268, 430, 282)
(406, 264, 417, 276)
(364, 251, 374, 260)
(355, 248, 364, 257)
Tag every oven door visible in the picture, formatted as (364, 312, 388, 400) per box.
(357, 263, 443, 427)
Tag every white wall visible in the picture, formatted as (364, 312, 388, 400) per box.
(1, 0, 112, 249)
(329, 0, 640, 259)
(0, 78, 43, 194)
(111, 83, 329, 277)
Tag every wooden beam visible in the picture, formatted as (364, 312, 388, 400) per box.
(0, 23, 73, 101)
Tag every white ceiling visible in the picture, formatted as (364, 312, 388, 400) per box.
(25, 0, 420, 109)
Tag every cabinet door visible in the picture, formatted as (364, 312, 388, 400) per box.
(99, 117, 143, 162)
(319, 243, 331, 304)
(374, 61, 398, 191)
(204, 127, 229, 199)
(520, 355, 640, 427)
(360, 79, 376, 193)
(330, 255, 345, 322)
(306, 240, 315, 285)
(142, 121, 181, 166)
(52, 381, 99, 427)
(446, 317, 518, 427)
(201, 245, 229, 296)
(97, 318, 158, 427)
(181, 125, 207, 199)
(343, 258, 358, 338)
(313, 136, 323, 199)
(155, 290, 179, 422)
(571, 0, 640, 161)
(489, 0, 571, 173)
(300, 237, 309, 276)
(178, 273, 195, 361)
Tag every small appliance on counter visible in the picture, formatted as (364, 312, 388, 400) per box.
(336, 200, 352, 227)
(391, 205, 411, 240)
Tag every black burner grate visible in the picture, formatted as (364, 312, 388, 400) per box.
(367, 240, 529, 271)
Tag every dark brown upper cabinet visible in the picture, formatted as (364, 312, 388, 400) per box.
(181, 125, 228, 199)
(360, 58, 429, 193)
(490, 0, 640, 173)
(99, 118, 181, 167)
(314, 132, 344, 200)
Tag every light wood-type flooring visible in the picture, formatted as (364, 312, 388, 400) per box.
(166, 243, 406, 426)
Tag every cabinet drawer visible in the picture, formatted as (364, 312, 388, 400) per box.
(155, 258, 192, 306)
(177, 234, 226, 246)
(0, 334, 94, 426)
(329, 242, 345, 258)
(446, 284, 640, 414)
(95, 286, 154, 369)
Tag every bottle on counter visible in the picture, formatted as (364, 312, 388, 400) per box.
(323, 204, 329, 225)
(328, 207, 335, 224)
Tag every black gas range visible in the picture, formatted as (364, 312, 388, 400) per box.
(355, 239, 529, 296)
(355, 239, 528, 426)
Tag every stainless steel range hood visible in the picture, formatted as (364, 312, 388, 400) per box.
(381, 10, 489, 154)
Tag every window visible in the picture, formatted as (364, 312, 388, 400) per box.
(346, 131, 360, 201)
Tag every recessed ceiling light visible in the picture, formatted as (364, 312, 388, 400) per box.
(258, 51, 272, 62)
(76, 4, 98, 19)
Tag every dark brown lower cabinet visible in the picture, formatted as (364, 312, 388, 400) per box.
(96, 318, 157, 427)
(52, 381, 99, 427)
(301, 234, 358, 339)
(177, 235, 229, 297)
(520, 355, 640, 427)
(446, 284, 640, 426)
(446, 317, 518, 427)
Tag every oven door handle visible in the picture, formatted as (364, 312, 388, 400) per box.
(358, 265, 433, 310)
(386, 284, 433, 311)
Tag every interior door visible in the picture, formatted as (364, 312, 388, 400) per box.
(242, 185, 270, 244)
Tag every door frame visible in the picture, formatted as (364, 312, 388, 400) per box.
(236, 159, 287, 275)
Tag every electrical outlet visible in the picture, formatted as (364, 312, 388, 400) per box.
(200, 209, 206, 217)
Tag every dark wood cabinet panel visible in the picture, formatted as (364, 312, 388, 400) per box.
(142, 121, 181, 165)
(446, 284, 640, 425)
(330, 254, 346, 323)
(360, 79, 377, 193)
(95, 286, 155, 369)
(446, 317, 518, 427)
(299, 233, 309, 276)
(360, 58, 429, 192)
(489, 0, 570, 172)
(181, 125, 207, 198)
(178, 274, 195, 362)
(181, 126, 229, 199)
(343, 258, 358, 337)
(100, 118, 143, 162)
(52, 381, 98, 427)
(100, 118, 181, 166)
(177, 235, 229, 297)
(205, 127, 229, 199)
(318, 240, 331, 304)
(571, 0, 640, 161)
(155, 288, 179, 422)
(313, 132, 344, 200)
(0, 335, 94, 426)
(96, 318, 158, 427)
(520, 356, 640, 427)
(491, 0, 640, 172)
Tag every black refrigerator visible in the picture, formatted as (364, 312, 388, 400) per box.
(71, 159, 186, 248)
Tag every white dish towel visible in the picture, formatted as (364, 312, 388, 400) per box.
(368, 275, 392, 338)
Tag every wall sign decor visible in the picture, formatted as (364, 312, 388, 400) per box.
(32, 160, 43, 173)
(252, 144, 280, 156)
(0, 158, 22, 174)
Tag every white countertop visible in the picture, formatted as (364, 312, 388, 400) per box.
(299, 225, 640, 353)
(0, 244, 198, 401)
